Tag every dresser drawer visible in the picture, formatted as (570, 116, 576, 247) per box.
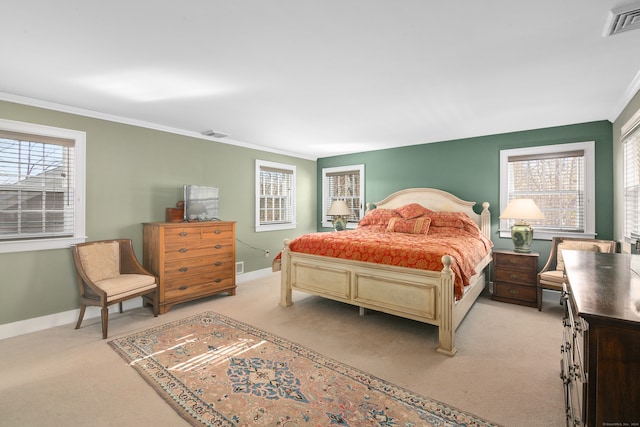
(165, 277, 236, 300)
(164, 254, 234, 281)
(493, 281, 537, 302)
(164, 223, 234, 241)
(164, 269, 234, 290)
(164, 241, 234, 261)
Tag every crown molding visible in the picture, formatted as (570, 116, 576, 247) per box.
(0, 92, 316, 161)
(609, 68, 640, 122)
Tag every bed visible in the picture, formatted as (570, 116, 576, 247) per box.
(279, 188, 492, 356)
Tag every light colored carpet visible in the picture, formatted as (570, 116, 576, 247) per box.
(0, 272, 565, 426)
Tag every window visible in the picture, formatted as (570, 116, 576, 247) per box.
(499, 141, 595, 240)
(321, 164, 364, 229)
(623, 110, 640, 243)
(0, 119, 86, 253)
(255, 160, 296, 232)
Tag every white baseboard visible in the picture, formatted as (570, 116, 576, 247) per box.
(0, 268, 273, 341)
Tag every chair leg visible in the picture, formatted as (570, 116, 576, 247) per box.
(101, 307, 109, 339)
(118, 302, 124, 313)
(153, 291, 159, 317)
(537, 287, 543, 311)
(75, 304, 87, 330)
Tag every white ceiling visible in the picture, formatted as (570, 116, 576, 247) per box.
(2, 1, 640, 160)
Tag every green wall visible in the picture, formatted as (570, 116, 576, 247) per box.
(317, 120, 615, 267)
(0, 100, 317, 325)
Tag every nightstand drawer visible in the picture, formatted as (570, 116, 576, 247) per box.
(493, 282, 537, 302)
(493, 252, 537, 272)
(495, 269, 535, 286)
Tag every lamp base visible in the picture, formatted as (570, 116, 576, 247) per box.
(333, 217, 347, 231)
(511, 222, 534, 253)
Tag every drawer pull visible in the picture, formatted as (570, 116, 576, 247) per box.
(179, 232, 188, 237)
(215, 261, 223, 266)
(179, 248, 188, 253)
(215, 244, 222, 249)
(509, 289, 519, 295)
(214, 278, 222, 283)
(215, 229, 222, 234)
(179, 267, 188, 272)
(179, 285, 188, 291)
(510, 274, 520, 280)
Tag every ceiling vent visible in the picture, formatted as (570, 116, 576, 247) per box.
(202, 130, 230, 138)
(604, 2, 640, 36)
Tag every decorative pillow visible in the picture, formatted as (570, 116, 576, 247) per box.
(387, 217, 431, 234)
(427, 211, 466, 229)
(78, 242, 120, 282)
(395, 203, 432, 219)
(358, 209, 400, 227)
(556, 242, 601, 271)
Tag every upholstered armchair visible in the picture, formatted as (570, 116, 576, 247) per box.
(71, 239, 159, 338)
(537, 237, 616, 311)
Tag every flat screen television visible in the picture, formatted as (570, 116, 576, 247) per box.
(184, 185, 220, 221)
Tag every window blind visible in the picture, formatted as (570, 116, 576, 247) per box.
(507, 149, 585, 232)
(0, 131, 75, 240)
(259, 166, 293, 225)
(623, 118, 640, 241)
(325, 169, 361, 222)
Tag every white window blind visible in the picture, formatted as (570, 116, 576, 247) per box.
(623, 116, 640, 242)
(500, 141, 595, 240)
(255, 160, 296, 232)
(507, 150, 584, 231)
(321, 164, 364, 229)
(0, 119, 85, 253)
(0, 130, 76, 240)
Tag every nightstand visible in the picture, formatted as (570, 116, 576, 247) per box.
(492, 249, 539, 307)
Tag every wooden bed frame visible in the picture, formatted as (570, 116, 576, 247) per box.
(279, 188, 492, 356)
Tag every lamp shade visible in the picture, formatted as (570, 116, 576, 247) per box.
(327, 200, 352, 216)
(499, 199, 544, 221)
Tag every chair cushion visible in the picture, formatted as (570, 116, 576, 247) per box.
(539, 270, 564, 289)
(556, 241, 601, 271)
(96, 274, 156, 302)
(78, 242, 120, 282)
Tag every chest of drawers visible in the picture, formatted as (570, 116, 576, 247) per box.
(143, 221, 236, 314)
(492, 249, 539, 307)
(562, 251, 640, 427)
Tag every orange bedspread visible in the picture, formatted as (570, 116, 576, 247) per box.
(287, 224, 492, 300)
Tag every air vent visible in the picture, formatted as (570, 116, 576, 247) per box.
(604, 2, 640, 36)
(202, 129, 230, 138)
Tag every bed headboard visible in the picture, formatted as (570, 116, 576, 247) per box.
(366, 188, 491, 239)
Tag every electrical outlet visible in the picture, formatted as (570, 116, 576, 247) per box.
(264, 250, 270, 257)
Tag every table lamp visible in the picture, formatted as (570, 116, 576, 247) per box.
(327, 200, 352, 231)
(500, 198, 544, 253)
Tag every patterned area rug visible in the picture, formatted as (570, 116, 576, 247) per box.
(109, 311, 498, 426)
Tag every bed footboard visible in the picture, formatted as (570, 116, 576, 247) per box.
(280, 240, 476, 356)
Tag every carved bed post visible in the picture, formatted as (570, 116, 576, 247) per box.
(436, 255, 457, 356)
(280, 239, 293, 307)
(480, 202, 492, 287)
(480, 202, 491, 239)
